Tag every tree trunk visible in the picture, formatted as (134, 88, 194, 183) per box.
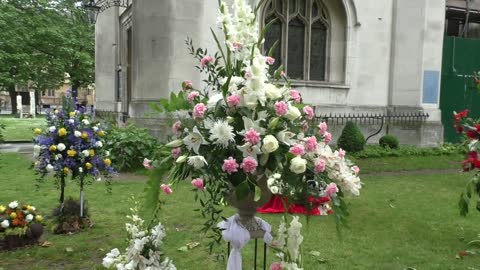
(59, 175, 65, 214)
(8, 85, 17, 115)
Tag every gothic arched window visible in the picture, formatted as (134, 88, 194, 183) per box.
(264, 0, 329, 81)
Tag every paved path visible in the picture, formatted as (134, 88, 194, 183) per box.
(0, 142, 34, 154)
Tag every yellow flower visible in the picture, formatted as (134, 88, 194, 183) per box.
(81, 132, 88, 139)
(85, 162, 92, 170)
(10, 212, 17, 219)
(49, 145, 57, 152)
(69, 111, 76, 117)
(89, 149, 95, 157)
(0, 205, 5, 213)
(54, 109, 58, 114)
(63, 167, 70, 175)
(104, 159, 112, 167)
(35, 215, 43, 222)
(58, 128, 67, 137)
(98, 130, 105, 137)
(34, 128, 42, 135)
(67, 149, 77, 157)
(26, 205, 34, 212)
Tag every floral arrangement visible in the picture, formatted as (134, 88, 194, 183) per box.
(454, 109, 480, 215)
(0, 201, 43, 235)
(270, 216, 304, 270)
(145, 0, 361, 244)
(102, 201, 176, 270)
(32, 94, 114, 218)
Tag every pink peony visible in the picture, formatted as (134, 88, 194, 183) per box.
(191, 178, 205, 191)
(290, 89, 301, 103)
(227, 95, 242, 107)
(171, 148, 182, 159)
(318, 122, 328, 135)
(187, 91, 200, 103)
(303, 106, 314, 120)
(351, 165, 360, 175)
(143, 158, 153, 170)
(193, 103, 207, 119)
(241, 156, 258, 174)
(314, 159, 326, 173)
(244, 128, 261, 145)
(338, 148, 346, 158)
(271, 262, 282, 270)
(323, 131, 332, 144)
(200, 56, 214, 68)
(274, 101, 288, 116)
(325, 183, 339, 197)
(289, 144, 305, 156)
(161, 184, 173, 195)
(222, 157, 239, 174)
(305, 136, 318, 152)
(265, 57, 275, 65)
(172, 121, 182, 135)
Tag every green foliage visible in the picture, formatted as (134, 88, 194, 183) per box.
(351, 143, 462, 159)
(337, 121, 365, 153)
(105, 124, 158, 172)
(379, 135, 400, 149)
(0, 123, 4, 143)
(149, 92, 191, 113)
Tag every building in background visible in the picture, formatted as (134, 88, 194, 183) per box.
(95, 0, 448, 146)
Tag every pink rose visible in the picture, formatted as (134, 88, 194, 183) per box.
(338, 148, 346, 158)
(191, 178, 205, 191)
(314, 159, 326, 173)
(325, 183, 339, 197)
(227, 95, 241, 107)
(187, 91, 200, 103)
(183, 80, 193, 90)
(265, 57, 275, 65)
(351, 165, 360, 175)
(222, 157, 239, 174)
(274, 101, 288, 116)
(172, 121, 182, 135)
(270, 262, 282, 270)
(244, 128, 261, 145)
(143, 158, 153, 170)
(303, 106, 314, 120)
(305, 136, 318, 152)
(241, 156, 258, 174)
(323, 131, 332, 144)
(318, 122, 328, 135)
(200, 56, 214, 68)
(290, 89, 301, 103)
(171, 148, 182, 159)
(289, 144, 305, 156)
(193, 103, 207, 119)
(161, 184, 173, 195)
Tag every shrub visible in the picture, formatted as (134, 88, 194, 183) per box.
(350, 144, 463, 159)
(105, 124, 158, 171)
(52, 198, 91, 234)
(379, 135, 400, 149)
(337, 121, 365, 153)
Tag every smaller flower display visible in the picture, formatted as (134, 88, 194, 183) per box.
(0, 201, 42, 234)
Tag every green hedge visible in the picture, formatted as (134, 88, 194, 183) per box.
(350, 143, 462, 159)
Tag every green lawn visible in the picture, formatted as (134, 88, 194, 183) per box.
(0, 153, 479, 269)
(0, 117, 45, 141)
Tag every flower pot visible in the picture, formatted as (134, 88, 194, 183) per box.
(226, 176, 272, 238)
(0, 224, 43, 250)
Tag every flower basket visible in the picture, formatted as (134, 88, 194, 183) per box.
(0, 223, 43, 251)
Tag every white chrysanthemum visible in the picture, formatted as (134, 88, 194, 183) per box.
(8, 201, 18, 209)
(209, 120, 235, 148)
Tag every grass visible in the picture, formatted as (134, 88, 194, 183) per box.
(0, 153, 480, 269)
(0, 117, 45, 141)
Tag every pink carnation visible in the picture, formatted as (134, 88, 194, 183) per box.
(227, 95, 241, 107)
(318, 122, 328, 135)
(305, 136, 318, 152)
(290, 89, 301, 103)
(187, 91, 200, 103)
(351, 165, 360, 175)
(265, 57, 275, 65)
(161, 184, 173, 195)
(222, 157, 239, 174)
(143, 158, 153, 170)
(289, 144, 305, 156)
(172, 121, 182, 135)
(241, 156, 258, 174)
(171, 148, 182, 159)
(325, 183, 339, 197)
(274, 101, 288, 116)
(244, 128, 261, 145)
(200, 55, 214, 68)
(191, 178, 205, 191)
(193, 103, 207, 119)
(271, 262, 282, 270)
(338, 148, 346, 158)
(303, 106, 314, 120)
(314, 159, 326, 173)
(323, 131, 332, 144)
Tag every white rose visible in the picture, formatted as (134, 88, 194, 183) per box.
(187, 156, 208, 169)
(74, 131, 82, 137)
(48, 126, 56, 132)
(8, 201, 18, 209)
(285, 106, 301, 121)
(93, 126, 99, 132)
(95, 141, 103, 148)
(26, 214, 34, 223)
(82, 119, 90, 125)
(57, 143, 66, 151)
(290, 156, 307, 174)
(262, 135, 279, 153)
(82, 150, 90, 157)
(1, 220, 9, 228)
(265, 83, 282, 99)
(46, 164, 54, 172)
(270, 186, 280, 194)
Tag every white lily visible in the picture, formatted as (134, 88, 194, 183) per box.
(183, 126, 207, 154)
(276, 130, 296, 146)
(237, 143, 263, 158)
